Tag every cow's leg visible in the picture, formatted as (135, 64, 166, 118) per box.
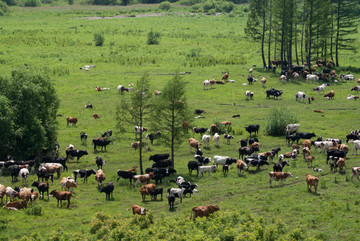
(269, 177, 272, 187)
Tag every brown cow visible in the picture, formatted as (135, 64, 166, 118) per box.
(306, 156, 315, 168)
(95, 86, 102, 91)
(0, 184, 5, 205)
(302, 139, 311, 149)
(50, 189, 72, 208)
(66, 117, 78, 127)
(3, 200, 27, 210)
(336, 158, 346, 172)
(95, 170, 106, 188)
(132, 204, 146, 215)
(189, 138, 201, 152)
(131, 141, 147, 151)
(269, 172, 292, 187)
(190, 205, 220, 220)
(133, 173, 154, 190)
(302, 147, 311, 161)
(210, 124, 217, 134)
(306, 174, 319, 194)
(324, 90, 335, 100)
(221, 121, 231, 127)
(338, 144, 349, 153)
(45, 165, 62, 179)
(236, 160, 248, 175)
(140, 184, 156, 202)
(93, 113, 101, 119)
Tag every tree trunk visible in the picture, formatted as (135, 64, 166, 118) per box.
(335, 0, 340, 67)
(171, 103, 175, 168)
(268, 0, 272, 68)
(261, 7, 267, 68)
(307, 0, 313, 67)
(139, 108, 143, 175)
(301, 22, 304, 65)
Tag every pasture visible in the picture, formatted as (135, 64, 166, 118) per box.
(0, 3, 360, 240)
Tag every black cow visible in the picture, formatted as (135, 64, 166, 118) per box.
(95, 156, 105, 169)
(80, 132, 88, 145)
(31, 181, 49, 199)
(4, 160, 16, 168)
(248, 138, 259, 145)
(73, 169, 97, 183)
(10, 165, 20, 182)
(117, 170, 136, 184)
(286, 134, 301, 144)
(346, 134, 359, 143)
(271, 147, 281, 157)
(66, 149, 88, 161)
(101, 130, 112, 138)
(292, 66, 304, 72)
(146, 132, 161, 145)
(152, 159, 173, 168)
(247, 75, 254, 85)
(149, 154, 170, 162)
(273, 160, 289, 172)
(232, 114, 240, 118)
(240, 139, 248, 147)
(194, 155, 211, 165)
(93, 138, 112, 152)
(167, 193, 176, 210)
(239, 146, 257, 159)
(192, 127, 209, 138)
(85, 104, 93, 109)
(245, 125, 260, 137)
(194, 109, 206, 115)
(145, 168, 176, 177)
(42, 157, 68, 171)
(297, 132, 316, 140)
(326, 150, 346, 162)
(150, 188, 163, 200)
(196, 149, 203, 156)
(100, 182, 114, 200)
(187, 161, 202, 175)
(266, 88, 283, 99)
(36, 166, 53, 183)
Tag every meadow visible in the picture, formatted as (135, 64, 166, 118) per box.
(0, 3, 360, 240)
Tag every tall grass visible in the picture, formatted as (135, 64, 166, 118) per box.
(264, 106, 298, 136)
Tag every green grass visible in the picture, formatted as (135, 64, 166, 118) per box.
(0, 3, 360, 240)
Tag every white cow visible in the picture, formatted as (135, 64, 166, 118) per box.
(313, 84, 327, 94)
(203, 80, 210, 90)
(321, 141, 337, 154)
(198, 165, 217, 177)
(351, 167, 360, 181)
(167, 188, 186, 203)
(295, 91, 307, 102)
(202, 135, 211, 147)
(213, 155, 232, 166)
(313, 141, 323, 152)
(245, 91, 254, 100)
(340, 74, 355, 82)
(285, 124, 300, 135)
(19, 168, 29, 185)
(292, 72, 299, 80)
(351, 140, 360, 155)
(213, 133, 220, 146)
(347, 94, 359, 100)
(135, 126, 148, 139)
(306, 74, 319, 83)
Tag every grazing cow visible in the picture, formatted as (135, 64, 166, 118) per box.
(132, 204, 146, 215)
(245, 124, 260, 137)
(31, 181, 49, 199)
(10, 165, 20, 182)
(66, 149, 88, 161)
(273, 160, 289, 172)
(149, 154, 170, 162)
(340, 74, 355, 82)
(306, 174, 319, 194)
(85, 104, 93, 109)
(19, 168, 29, 185)
(117, 170, 136, 184)
(335, 158, 346, 172)
(194, 155, 211, 165)
(239, 138, 248, 147)
(213, 156, 237, 167)
(3, 200, 27, 210)
(269, 172, 292, 187)
(266, 88, 283, 99)
(245, 90, 254, 100)
(351, 140, 360, 155)
(306, 156, 315, 168)
(261, 77, 266, 87)
(297, 132, 316, 140)
(236, 160, 248, 175)
(167, 188, 186, 203)
(280, 75, 287, 83)
(5, 187, 18, 203)
(42, 157, 68, 172)
(80, 132, 88, 145)
(101, 130, 113, 138)
(244, 157, 269, 171)
(209, 79, 216, 88)
(347, 94, 360, 100)
(324, 90, 335, 99)
(100, 182, 114, 200)
(302, 147, 311, 161)
(50, 189, 72, 208)
(286, 134, 301, 145)
(135, 126, 148, 139)
(66, 117, 78, 127)
(133, 173, 154, 190)
(95, 156, 105, 170)
(203, 80, 210, 90)
(190, 205, 220, 220)
(146, 132, 161, 145)
(188, 161, 202, 175)
(285, 124, 300, 135)
(313, 84, 327, 94)
(192, 127, 209, 138)
(238, 146, 257, 159)
(351, 167, 360, 181)
(202, 135, 211, 147)
(73, 169, 96, 183)
(95, 86, 102, 91)
(198, 165, 217, 177)
(295, 91, 307, 102)
(95, 170, 106, 188)
(271, 147, 281, 157)
(150, 188, 163, 200)
(327, 150, 346, 162)
(189, 138, 201, 152)
(92, 113, 100, 119)
(306, 74, 319, 83)
(223, 134, 234, 144)
(167, 194, 176, 210)
(93, 138, 112, 152)
(213, 133, 220, 146)
(36, 166, 53, 183)
(60, 177, 77, 192)
(302, 139, 312, 149)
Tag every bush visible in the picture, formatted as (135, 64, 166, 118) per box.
(2, 0, 16, 6)
(68, 0, 74, 4)
(94, 33, 105, 47)
(24, 0, 41, 6)
(158, 1, 171, 10)
(264, 107, 298, 136)
(179, 0, 201, 5)
(0, 1, 8, 14)
(25, 206, 42, 216)
(147, 30, 161, 45)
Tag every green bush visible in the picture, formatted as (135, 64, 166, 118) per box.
(179, 0, 201, 5)
(24, 0, 41, 7)
(264, 107, 298, 136)
(94, 32, 105, 47)
(25, 206, 42, 216)
(158, 1, 171, 10)
(2, 0, 16, 6)
(68, 0, 74, 4)
(0, 1, 8, 14)
(147, 30, 161, 45)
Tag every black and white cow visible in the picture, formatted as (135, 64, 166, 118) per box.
(194, 109, 206, 115)
(93, 138, 112, 152)
(80, 132, 88, 145)
(95, 156, 105, 169)
(66, 149, 88, 161)
(273, 160, 289, 172)
(85, 104, 93, 109)
(295, 91, 307, 102)
(102, 130, 113, 138)
(73, 169, 97, 183)
(146, 131, 161, 145)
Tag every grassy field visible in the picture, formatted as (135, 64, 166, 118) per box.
(0, 3, 360, 240)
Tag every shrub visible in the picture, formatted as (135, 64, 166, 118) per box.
(158, 1, 171, 10)
(147, 30, 161, 45)
(25, 206, 42, 216)
(264, 107, 298, 136)
(24, 0, 41, 7)
(0, 1, 9, 15)
(68, 0, 74, 4)
(2, 0, 16, 6)
(94, 32, 105, 47)
(178, 0, 201, 5)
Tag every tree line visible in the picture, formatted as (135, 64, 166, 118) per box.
(245, 0, 359, 69)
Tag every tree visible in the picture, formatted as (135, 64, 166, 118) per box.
(151, 74, 192, 166)
(116, 74, 154, 174)
(0, 69, 59, 160)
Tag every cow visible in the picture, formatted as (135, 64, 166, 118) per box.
(340, 74, 355, 82)
(306, 156, 315, 168)
(73, 169, 97, 183)
(213, 156, 237, 167)
(203, 80, 210, 90)
(66, 117, 78, 127)
(188, 161, 202, 175)
(133, 173, 154, 190)
(313, 84, 327, 94)
(145, 132, 161, 145)
(92, 113, 100, 119)
(244, 157, 269, 171)
(306, 174, 319, 194)
(140, 184, 156, 202)
(192, 127, 209, 138)
(198, 165, 217, 177)
(66, 149, 88, 161)
(132, 204, 146, 215)
(245, 124, 260, 137)
(135, 126, 148, 139)
(351, 140, 360, 155)
(273, 160, 289, 172)
(245, 90, 254, 100)
(100, 182, 114, 200)
(269, 172, 292, 187)
(285, 124, 300, 135)
(167, 194, 176, 210)
(189, 138, 201, 152)
(236, 160, 248, 175)
(167, 188, 186, 203)
(286, 134, 301, 145)
(42, 157, 68, 172)
(238, 146, 257, 159)
(101, 130, 113, 138)
(151, 159, 173, 169)
(297, 132, 316, 140)
(190, 205, 220, 220)
(202, 135, 211, 147)
(194, 109, 206, 115)
(326, 149, 346, 162)
(306, 74, 319, 83)
(223, 134, 234, 144)
(194, 155, 211, 165)
(324, 90, 335, 100)
(266, 88, 283, 99)
(85, 104, 93, 109)
(213, 133, 220, 146)
(295, 91, 307, 102)
(117, 170, 136, 184)
(149, 154, 170, 162)
(93, 138, 112, 152)
(95, 156, 105, 169)
(80, 132, 88, 145)
(351, 167, 360, 181)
